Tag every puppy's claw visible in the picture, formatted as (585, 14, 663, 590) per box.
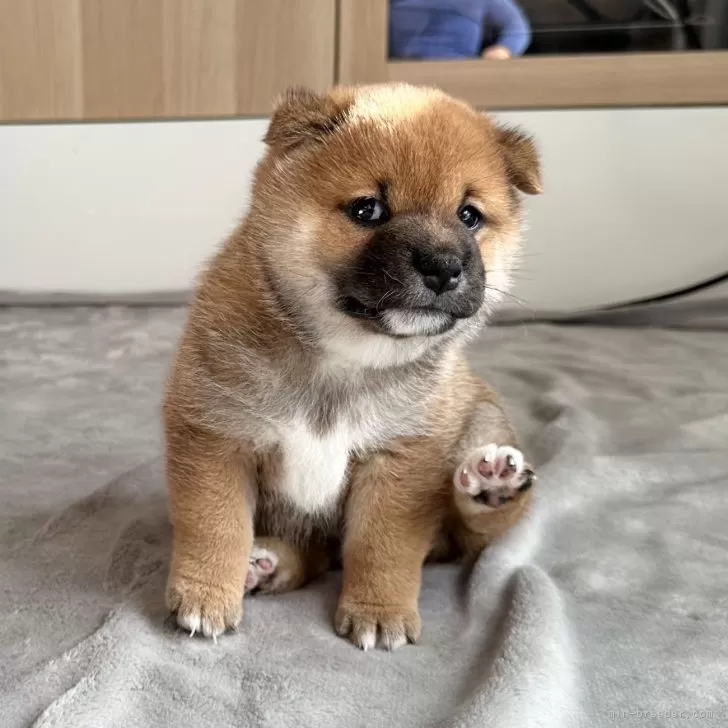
(335, 602, 420, 652)
(357, 628, 376, 652)
(166, 576, 242, 639)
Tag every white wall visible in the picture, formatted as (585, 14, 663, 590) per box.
(499, 106, 728, 311)
(1, 119, 267, 295)
(2, 107, 727, 312)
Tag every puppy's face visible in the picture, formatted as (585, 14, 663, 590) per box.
(254, 85, 541, 365)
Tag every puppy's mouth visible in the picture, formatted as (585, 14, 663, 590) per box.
(342, 297, 380, 320)
(341, 296, 461, 337)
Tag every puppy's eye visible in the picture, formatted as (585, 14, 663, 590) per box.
(457, 204, 485, 231)
(347, 197, 389, 226)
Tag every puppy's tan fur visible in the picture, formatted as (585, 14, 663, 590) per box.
(164, 84, 541, 648)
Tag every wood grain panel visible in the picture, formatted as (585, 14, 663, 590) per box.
(337, 0, 388, 85)
(235, 0, 336, 114)
(162, 0, 236, 117)
(388, 52, 728, 109)
(0, 0, 82, 120)
(81, 0, 165, 119)
(0, 0, 336, 120)
(1, 0, 726, 120)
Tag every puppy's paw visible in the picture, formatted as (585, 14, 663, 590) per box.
(334, 601, 421, 651)
(245, 543, 302, 595)
(455, 444, 535, 509)
(245, 546, 277, 591)
(166, 575, 242, 639)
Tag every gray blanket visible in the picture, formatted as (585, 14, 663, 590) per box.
(2, 306, 727, 727)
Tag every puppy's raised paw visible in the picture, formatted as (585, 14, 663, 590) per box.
(455, 444, 535, 509)
(334, 601, 420, 651)
(166, 574, 243, 640)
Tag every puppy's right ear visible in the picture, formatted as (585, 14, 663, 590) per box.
(264, 87, 351, 151)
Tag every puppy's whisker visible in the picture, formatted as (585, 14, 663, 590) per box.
(485, 285, 528, 304)
(487, 270, 534, 283)
(485, 286, 535, 318)
(383, 270, 404, 287)
(374, 289, 396, 312)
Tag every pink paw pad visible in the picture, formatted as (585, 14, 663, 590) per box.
(245, 549, 278, 592)
(455, 444, 535, 509)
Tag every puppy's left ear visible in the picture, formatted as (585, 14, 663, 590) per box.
(264, 87, 351, 151)
(496, 125, 543, 195)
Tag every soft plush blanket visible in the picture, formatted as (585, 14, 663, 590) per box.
(2, 305, 727, 727)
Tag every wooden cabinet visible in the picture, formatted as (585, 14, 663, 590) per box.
(0, 0, 336, 121)
(339, 0, 728, 109)
(1, 0, 726, 121)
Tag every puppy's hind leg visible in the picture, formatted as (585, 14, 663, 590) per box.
(245, 536, 330, 595)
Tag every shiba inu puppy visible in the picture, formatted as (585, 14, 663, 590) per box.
(164, 83, 541, 650)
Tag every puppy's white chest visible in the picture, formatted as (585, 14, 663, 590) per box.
(278, 421, 365, 513)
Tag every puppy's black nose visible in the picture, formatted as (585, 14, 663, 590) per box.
(412, 249, 463, 295)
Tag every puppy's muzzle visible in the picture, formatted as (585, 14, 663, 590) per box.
(337, 215, 486, 335)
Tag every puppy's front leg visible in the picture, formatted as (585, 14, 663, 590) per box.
(336, 440, 447, 651)
(451, 382, 535, 556)
(165, 416, 254, 639)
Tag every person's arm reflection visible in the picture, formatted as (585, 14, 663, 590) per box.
(481, 0, 531, 59)
(388, 0, 531, 61)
